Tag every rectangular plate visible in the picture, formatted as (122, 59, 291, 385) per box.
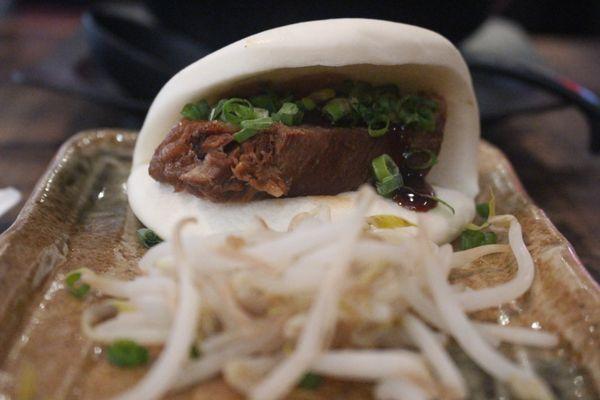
(0, 130, 598, 399)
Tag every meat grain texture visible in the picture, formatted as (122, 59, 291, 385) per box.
(149, 112, 444, 202)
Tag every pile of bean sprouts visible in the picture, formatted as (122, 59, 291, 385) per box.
(77, 186, 558, 400)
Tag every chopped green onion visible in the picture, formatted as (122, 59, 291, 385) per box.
(375, 93, 399, 114)
(345, 80, 373, 104)
(136, 228, 162, 248)
(372, 155, 404, 197)
(221, 98, 255, 125)
(397, 95, 438, 132)
(186, 83, 440, 139)
(459, 229, 497, 250)
(298, 372, 323, 390)
(180, 100, 210, 120)
(106, 340, 149, 368)
(368, 114, 390, 137)
(250, 93, 279, 112)
(253, 107, 269, 118)
(367, 214, 416, 229)
(233, 116, 275, 143)
(484, 231, 497, 245)
(209, 99, 226, 120)
(279, 102, 299, 113)
(434, 196, 455, 214)
(190, 345, 201, 359)
(241, 116, 274, 130)
(376, 175, 403, 197)
(403, 149, 438, 170)
(476, 203, 490, 220)
(299, 97, 316, 111)
(233, 127, 259, 143)
(272, 102, 303, 126)
(426, 194, 455, 214)
(371, 154, 400, 182)
(353, 102, 375, 124)
(468, 190, 497, 230)
(475, 189, 496, 221)
(65, 271, 90, 299)
(308, 88, 335, 103)
(322, 98, 352, 123)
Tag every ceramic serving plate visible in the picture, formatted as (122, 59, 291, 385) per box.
(0, 130, 598, 399)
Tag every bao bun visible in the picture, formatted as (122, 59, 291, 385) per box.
(128, 19, 479, 243)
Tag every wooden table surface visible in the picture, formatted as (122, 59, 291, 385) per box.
(1, 11, 599, 280)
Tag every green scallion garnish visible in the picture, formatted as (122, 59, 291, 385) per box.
(478, 189, 496, 220)
(345, 80, 373, 104)
(371, 154, 400, 182)
(375, 93, 399, 115)
(459, 229, 497, 250)
(250, 93, 279, 113)
(241, 116, 274, 130)
(221, 98, 255, 125)
(376, 175, 403, 197)
(233, 116, 276, 143)
(253, 107, 269, 118)
(469, 190, 497, 230)
(372, 154, 403, 197)
(427, 194, 455, 214)
(190, 345, 201, 359)
(65, 271, 90, 299)
(179, 81, 441, 147)
(209, 99, 226, 121)
(136, 228, 162, 248)
(403, 148, 438, 170)
(181, 100, 210, 120)
(299, 97, 316, 111)
(297, 372, 323, 390)
(272, 102, 303, 126)
(476, 203, 490, 220)
(368, 114, 390, 137)
(233, 127, 258, 143)
(397, 95, 438, 132)
(322, 98, 352, 123)
(106, 340, 149, 368)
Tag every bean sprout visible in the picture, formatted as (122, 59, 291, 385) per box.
(72, 186, 557, 400)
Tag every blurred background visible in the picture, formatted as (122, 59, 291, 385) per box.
(0, 0, 599, 277)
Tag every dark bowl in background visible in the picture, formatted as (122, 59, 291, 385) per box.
(144, 0, 494, 49)
(82, 6, 207, 99)
(81, 1, 493, 101)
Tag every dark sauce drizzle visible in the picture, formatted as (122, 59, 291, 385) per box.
(389, 125, 438, 212)
(393, 178, 437, 212)
(288, 112, 441, 212)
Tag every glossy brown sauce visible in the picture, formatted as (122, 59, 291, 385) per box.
(389, 124, 439, 212)
(292, 116, 441, 213)
(393, 177, 437, 212)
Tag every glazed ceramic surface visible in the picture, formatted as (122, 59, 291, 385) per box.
(0, 130, 597, 399)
